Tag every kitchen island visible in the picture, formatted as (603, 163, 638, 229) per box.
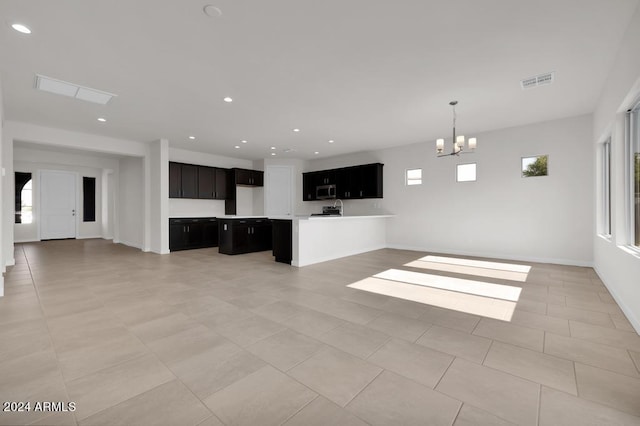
(292, 215, 393, 267)
(218, 214, 393, 266)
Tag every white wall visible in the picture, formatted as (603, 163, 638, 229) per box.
(0, 81, 4, 296)
(116, 157, 144, 249)
(307, 114, 594, 266)
(146, 139, 169, 254)
(13, 146, 120, 242)
(592, 3, 640, 332)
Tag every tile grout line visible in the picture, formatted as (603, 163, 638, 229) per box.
(21, 243, 80, 426)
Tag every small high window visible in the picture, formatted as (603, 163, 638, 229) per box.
(602, 140, 611, 236)
(406, 168, 422, 185)
(456, 163, 476, 182)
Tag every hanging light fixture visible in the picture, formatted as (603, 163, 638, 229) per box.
(436, 101, 477, 157)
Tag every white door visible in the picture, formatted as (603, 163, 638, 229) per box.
(40, 170, 77, 240)
(265, 166, 293, 216)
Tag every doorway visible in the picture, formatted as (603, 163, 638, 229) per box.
(40, 170, 77, 240)
(265, 166, 293, 216)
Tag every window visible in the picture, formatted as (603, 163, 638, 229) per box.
(456, 163, 476, 182)
(15, 172, 33, 224)
(629, 102, 640, 247)
(521, 155, 548, 177)
(602, 140, 611, 236)
(406, 168, 422, 185)
(83, 177, 96, 222)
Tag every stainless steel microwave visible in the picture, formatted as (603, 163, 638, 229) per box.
(316, 184, 336, 199)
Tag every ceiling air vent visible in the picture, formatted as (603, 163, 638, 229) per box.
(521, 72, 554, 89)
(35, 74, 117, 105)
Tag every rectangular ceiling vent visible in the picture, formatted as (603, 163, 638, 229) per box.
(35, 74, 117, 105)
(521, 72, 554, 89)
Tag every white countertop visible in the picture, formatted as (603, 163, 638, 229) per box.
(219, 215, 393, 221)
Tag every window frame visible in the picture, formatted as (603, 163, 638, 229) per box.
(456, 163, 477, 183)
(405, 168, 423, 186)
(602, 139, 612, 237)
(627, 100, 640, 250)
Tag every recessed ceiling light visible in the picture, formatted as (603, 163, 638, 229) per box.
(11, 23, 31, 34)
(314, 151, 319, 155)
(97, 117, 107, 122)
(234, 145, 240, 149)
(293, 128, 300, 132)
(224, 97, 233, 103)
(189, 136, 196, 140)
(270, 146, 276, 150)
(328, 140, 335, 144)
(271, 153, 276, 156)
(241, 140, 247, 144)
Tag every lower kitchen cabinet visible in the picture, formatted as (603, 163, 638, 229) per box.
(169, 218, 218, 251)
(218, 218, 272, 255)
(272, 219, 292, 264)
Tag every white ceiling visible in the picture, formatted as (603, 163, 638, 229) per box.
(1, 0, 637, 160)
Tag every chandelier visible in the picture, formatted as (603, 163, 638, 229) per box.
(436, 101, 477, 157)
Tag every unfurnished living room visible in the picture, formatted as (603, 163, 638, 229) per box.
(1, 1, 640, 425)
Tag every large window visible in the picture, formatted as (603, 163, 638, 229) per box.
(630, 103, 640, 247)
(602, 139, 611, 236)
(15, 172, 33, 224)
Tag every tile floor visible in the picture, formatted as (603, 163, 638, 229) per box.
(1, 239, 640, 425)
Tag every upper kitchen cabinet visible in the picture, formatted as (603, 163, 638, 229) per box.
(233, 168, 263, 186)
(170, 162, 229, 200)
(197, 166, 228, 200)
(302, 163, 383, 201)
(169, 162, 198, 198)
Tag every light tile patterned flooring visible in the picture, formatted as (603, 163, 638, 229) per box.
(1, 239, 640, 425)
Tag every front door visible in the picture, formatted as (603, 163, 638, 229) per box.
(40, 170, 77, 240)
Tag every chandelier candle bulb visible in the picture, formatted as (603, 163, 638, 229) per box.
(436, 100, 477, 157)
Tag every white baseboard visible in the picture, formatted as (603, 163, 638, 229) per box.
(0, 280, 3, 298)
(593, 265, 640, 334)
(385, 244, 594, 268)
(117, 240, 143, 250)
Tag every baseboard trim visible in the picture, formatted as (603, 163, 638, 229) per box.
(293, 244, 386, 267)
(117, 240, 143, 250)
(385, 244, 594, 268)
(593, 265, 640, 334)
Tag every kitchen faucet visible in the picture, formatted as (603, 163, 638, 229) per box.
(333, 199, 344, 216)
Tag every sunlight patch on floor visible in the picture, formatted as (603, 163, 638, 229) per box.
(374, 269, 522, 301)
(404, 256, 531, 282)
(348, 277, 517, 321)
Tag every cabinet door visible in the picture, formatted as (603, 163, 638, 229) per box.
(272, 220, 292, 264)
(360, 163, 384, 198)
(169, 223, 187, 251)
(184, 221, 203, 248)
(169, 162, 182, 198)
(250, 220, 272, 252)
(251, 170, 264, 187)
(181, 164, 199, 198)
(235, 169, 252, 185)
(303, 172, 317, 200)
(202, 220, 218, 247)
(198, 167, 215, 199)
(215, 168, 228, 199)
(232, 222, 251, 253)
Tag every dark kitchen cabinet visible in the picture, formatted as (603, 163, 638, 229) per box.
(302, 172, 318, 200)
(215, 168, 228, 199)
(169, 162, 201, 199)
(233, 168, 263, 186)
(197, 166, 228, 200)
(218, 218, 272, 255)
(302, 163, 383, 201)
(272, 219, 292, 264)
(169, 218, 218, 251)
